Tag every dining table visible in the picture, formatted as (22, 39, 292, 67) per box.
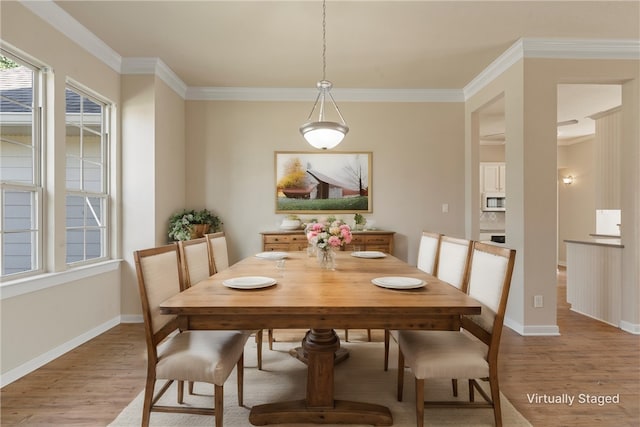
(159, 250, 481, 426)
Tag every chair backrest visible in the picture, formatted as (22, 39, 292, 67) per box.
(133, 244, 183, 355)
(416, 231, 441, 275)
(436, 236, 472, 292)
(178, 237, 213, 289)
(462, 241, 516, 361)
(206, 231, 229, 273)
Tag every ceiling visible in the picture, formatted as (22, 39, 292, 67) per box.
(51, 1, 637, 140)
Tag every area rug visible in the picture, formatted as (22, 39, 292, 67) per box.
(110, 335, 531, 426)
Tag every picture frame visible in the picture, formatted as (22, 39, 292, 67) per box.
(275, 151, 372, 214)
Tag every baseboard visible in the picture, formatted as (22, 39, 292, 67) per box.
(504, 316, 561, 336)
(120, 314, 143, 323)
(0, 316, 120, 388)
(618, 320, 640, 335)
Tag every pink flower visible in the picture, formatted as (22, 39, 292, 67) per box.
(327, 235, 341, 247)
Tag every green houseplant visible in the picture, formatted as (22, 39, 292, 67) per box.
(168, 209, 222, 241)
(353, 213, 366, 230)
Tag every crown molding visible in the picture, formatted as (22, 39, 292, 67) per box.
(18, 0, 121, 73)
(463, 38, 640, 100)
(20, 2, 639, 103)
(121, 58, 188, 98)
(186, 87, 464, 102)
(523, 38, 640, 60)
(463, 39, 524, 100)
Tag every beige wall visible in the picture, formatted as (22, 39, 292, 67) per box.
(557, 139, 597, 264)
(3, 0, 639, 385)
(467, 57, 639, 334)
(1, 2, 122, 378)
(185, 100, 466, 264)
(120, 75, 187, 316)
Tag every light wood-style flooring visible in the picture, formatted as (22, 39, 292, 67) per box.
(1, 268, 638, 426)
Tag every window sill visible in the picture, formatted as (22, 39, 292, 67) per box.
(0, 260, 122, 300)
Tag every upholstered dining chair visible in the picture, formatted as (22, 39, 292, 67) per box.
(205, 232, 264, 368)
(179, 237, 263, 371)
(178, 237, 212, 290)
(384, 235, 472, 371)
(435, 236, 472, 292)
(206, 231, 229, 273)
(384, 231, 442, 370)
(416, 231, 442, 274)
(134, 243, 250, 427)
(395, 241, 516, 427)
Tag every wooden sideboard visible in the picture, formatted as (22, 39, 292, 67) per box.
(261, 230, 395, 255)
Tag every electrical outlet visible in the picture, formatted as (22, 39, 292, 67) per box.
(442, 203, 449, 213)
(534, 295, 543, 308)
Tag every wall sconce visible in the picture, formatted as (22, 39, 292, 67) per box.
(562, 175, 574, 185)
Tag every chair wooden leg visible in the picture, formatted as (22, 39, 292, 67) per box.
(397, 348, 405, 401)
(489, 376, 503, 427)
(451, 378, 458, 397)
(188, 381, 194, 395)
(469, 379, 474, 402)
(177, 380, 184, 404)
(384, 329, 390, 371)
(268, 329, 274, 350)
(141, 373, 156, 427)
(345, 329, 349, 342)
(256, 329, 263, 370)
(215, 384, 224, 427)
(415, 378, 424, 427)
(237, 353, 244, 406)
(367, 328, 372, 341)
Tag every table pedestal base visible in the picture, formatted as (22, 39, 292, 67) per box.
(249, 399, 393, 426)
(249, 328, 392, 426)
(288, 346, 350, 365)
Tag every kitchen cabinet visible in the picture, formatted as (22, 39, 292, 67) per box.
(261, 230, 395, 254)
(481, 162, 506, 193)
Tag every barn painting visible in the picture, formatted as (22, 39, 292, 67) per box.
(275, 152, 371, 214)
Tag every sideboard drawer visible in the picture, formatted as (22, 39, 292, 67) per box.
(364, 235, 390, 245)
(264, 243, 291, 251)
(261, 230, 394, 255)
(264, 235, 292, 244)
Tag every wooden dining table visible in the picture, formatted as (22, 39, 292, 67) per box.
(160, 250, 481, 426)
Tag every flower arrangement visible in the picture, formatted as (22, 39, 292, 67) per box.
(306, 219, 353, 251)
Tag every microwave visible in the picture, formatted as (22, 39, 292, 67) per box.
(482, 192, 506, 211)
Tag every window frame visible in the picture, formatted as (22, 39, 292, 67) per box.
(0, 49, 44, 280)
(64, 82, 111, 267)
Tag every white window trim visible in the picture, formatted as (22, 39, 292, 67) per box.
(1, 49, 45, 279)
(64, 82, 111, 267)
(0, 259, 121, 299)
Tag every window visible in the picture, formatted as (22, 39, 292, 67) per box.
(65, 85, 109, 265)
(1, 52, 43, 278)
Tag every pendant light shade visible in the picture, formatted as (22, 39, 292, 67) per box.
(300, 1, 348, 150)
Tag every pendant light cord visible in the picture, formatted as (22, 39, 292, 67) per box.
(322, 0, 327, 81)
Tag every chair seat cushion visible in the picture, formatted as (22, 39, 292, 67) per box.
(397, 330, 488, 380)
(156, 330, 250, 385)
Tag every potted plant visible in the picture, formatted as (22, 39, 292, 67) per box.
(354, 213, 366, 231)
(168, 209, 222, 241)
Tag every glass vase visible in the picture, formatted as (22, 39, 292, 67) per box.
(317, 247, 336, 270)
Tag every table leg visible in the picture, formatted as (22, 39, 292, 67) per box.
(288, 329, 350, 365)
(249, 328, 393, 426)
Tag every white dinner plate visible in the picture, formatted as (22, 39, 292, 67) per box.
(371, 276, 425, 290)
(351, 251, 387, 259)
(255, 251, 288, 260)
(223, 276, 277, 289)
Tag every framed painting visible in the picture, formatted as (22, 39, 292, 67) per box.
(275, 151, 372, 214)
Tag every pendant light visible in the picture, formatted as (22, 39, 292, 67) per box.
(300, 0, 349, 150)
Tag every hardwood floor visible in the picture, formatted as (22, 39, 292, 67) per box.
(2, 269, 638, 426)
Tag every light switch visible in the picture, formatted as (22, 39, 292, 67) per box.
(442, 203, 449, 213)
